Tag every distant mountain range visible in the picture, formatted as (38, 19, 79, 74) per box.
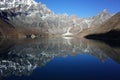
(0, 0, 119, 39)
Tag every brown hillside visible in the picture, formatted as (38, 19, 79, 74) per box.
(0, 19, 48, 38)
(78, 12, 120, 38)
(0, 19, 17, 38)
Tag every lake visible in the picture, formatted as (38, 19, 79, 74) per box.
(0, 37, 120, 80)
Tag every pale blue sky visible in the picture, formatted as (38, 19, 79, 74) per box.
(35, 0, 120, 17)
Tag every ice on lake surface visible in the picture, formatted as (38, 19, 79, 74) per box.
(0, 37, 120, 80)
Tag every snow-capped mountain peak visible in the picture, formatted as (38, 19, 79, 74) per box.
(0, 0, 112, 36)
(0, 0, 54, 20)
(0, 0, 37, 10)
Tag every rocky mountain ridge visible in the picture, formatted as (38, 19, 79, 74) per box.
(0, 0, 112, 38)
(79, 12, 120, 40)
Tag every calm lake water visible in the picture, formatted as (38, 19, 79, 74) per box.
(0, 37, 120, 80)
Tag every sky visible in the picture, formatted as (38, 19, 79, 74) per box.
(35, 0, 120, 17)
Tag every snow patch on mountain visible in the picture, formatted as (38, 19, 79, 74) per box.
(0, 0, 112, 36)
(0, 0, 37, 10)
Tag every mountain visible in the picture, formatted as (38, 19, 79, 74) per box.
(0, 0, 112, 38)
(0, 0, 54, 25)
(79, 12, 120, 40)
(70, 10, 111, 34)
(0, 0, 35, 10)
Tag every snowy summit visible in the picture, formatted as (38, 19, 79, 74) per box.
(0, 0, 37, 10)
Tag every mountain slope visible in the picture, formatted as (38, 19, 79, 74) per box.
(0, 19, 16, 37)
(78, 12, 120, 40)
(0, 0, 112, 37)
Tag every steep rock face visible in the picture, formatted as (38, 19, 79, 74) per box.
(0, 0, 54, 25)
(0, 0, 112, 37)
(79, 12, 120, 39)
(0, 0, 53, 38)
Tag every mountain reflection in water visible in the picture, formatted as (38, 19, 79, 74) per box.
(0, 37, 120, 80)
